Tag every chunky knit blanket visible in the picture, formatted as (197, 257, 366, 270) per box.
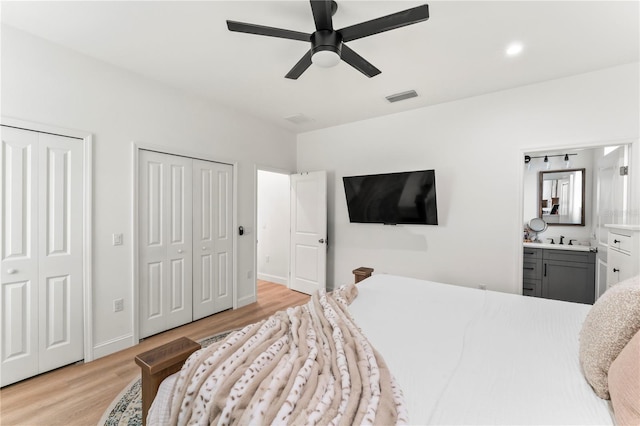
(167, 284, 407, 425)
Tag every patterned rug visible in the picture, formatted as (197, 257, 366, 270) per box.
(99, 330, 234, 426)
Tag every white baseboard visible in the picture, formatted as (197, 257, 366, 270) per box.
(237, 293, 256, 307)
(257, 272, 287, 285)
(92, 333, 135, 360)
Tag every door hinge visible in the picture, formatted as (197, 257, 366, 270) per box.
(620, 166, 628, 176)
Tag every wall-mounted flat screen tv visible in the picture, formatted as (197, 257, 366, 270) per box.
(343, 169, 438, 225)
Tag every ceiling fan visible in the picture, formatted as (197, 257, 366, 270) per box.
(226, 1, 429, 79)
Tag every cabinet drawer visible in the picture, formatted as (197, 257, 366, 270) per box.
(523, 259, 542, 280)
(523, 248, 542, 260)
(608, 231, 633, 254)
(543, 249, 594, 264)
(523, 278, 541, 297)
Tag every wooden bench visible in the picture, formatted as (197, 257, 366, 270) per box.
(135, 337, 200, 425)
(353, 266, 374, 283)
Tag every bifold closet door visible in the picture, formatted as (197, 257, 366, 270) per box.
(192, 160, 233, 320)
(1, 126, 84, 387)
(139, 150, 193, 339)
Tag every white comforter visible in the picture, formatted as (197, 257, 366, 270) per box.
(150, 274, 612, 425)
(348, 274, 612, 425)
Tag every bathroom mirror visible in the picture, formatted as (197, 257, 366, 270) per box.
(538, 168, 585, 226)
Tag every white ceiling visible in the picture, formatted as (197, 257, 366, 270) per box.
(2, 1, 639, 133)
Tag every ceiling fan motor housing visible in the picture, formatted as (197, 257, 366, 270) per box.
(311, 30, 343, 57)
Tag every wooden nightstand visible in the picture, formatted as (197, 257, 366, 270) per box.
(135, 337, 200, 425)
(352, 267, 374, 284)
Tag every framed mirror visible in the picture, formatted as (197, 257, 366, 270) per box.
(538, 168, 585, 226)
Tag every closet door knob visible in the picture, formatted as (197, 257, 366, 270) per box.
(613, 268, 620, 272)
(202, 246, 207, 250)
(177, 249, 184, 254)
(7, 268, 17, 275)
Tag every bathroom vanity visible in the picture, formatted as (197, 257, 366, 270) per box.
(523, 243, 596, 304)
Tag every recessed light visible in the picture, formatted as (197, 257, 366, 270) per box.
(506, 42, 524, 57)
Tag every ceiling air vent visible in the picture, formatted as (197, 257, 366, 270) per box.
(284, 113, 314, 125)
(385, 90, 418, 103)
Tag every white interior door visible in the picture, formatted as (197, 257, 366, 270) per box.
(595, 145, 629, 298)
(193, 160, 233, 320)
(1, 127, 84, 386)
(1, 127, 40, 385)
(289, 171, 327, 295)
(37, 133, 84, 372)
(596, 146, 628, 246)
(139, 150, 193, 338)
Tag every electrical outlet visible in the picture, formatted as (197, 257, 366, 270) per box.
(113, 298, 124, 312)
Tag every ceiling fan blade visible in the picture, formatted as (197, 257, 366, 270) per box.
(227, 20, 310, 42)
(339, 4, 429, 42)
(340, 44, 381, 78)
(285, 50, 313, 79)
(310, 0, 333, 31)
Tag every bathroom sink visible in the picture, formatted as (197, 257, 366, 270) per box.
(523, 242, 594, 252)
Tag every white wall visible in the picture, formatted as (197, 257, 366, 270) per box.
(1, 26, 297, 357)
(257, 170, 290, 285)
(522, 148, 595, 244)
(297, 63, 640, 292)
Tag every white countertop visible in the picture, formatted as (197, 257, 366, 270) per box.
(523, 242, 593, 252)
(604, 224, 640, 231)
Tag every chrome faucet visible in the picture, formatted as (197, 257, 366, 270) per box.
(569, 239, 578, 245)
(547, 238, 555, 244)
(559, 236, 565, 245)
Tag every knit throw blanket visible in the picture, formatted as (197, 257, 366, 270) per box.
(166, 284, 408, 425)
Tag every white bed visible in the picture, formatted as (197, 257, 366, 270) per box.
(348, 274, 612, 425)
(149, 273, 614, 425)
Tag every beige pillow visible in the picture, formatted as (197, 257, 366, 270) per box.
(608, 329, 640, 425)
(579, 275, 640, 399)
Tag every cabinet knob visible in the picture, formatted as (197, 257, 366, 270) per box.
(613, 268, 620, 272)
(614, 239, 620, 244)
(319, 238, 325, 244)
(7, 268, 17, 275)
(202, 246, 207, 250)
(177, 249, 184, 254)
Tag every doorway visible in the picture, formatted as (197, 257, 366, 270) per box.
(522, 143, 632, 300)
(256, 169, 291, 287)
(255, 169, 328, 297)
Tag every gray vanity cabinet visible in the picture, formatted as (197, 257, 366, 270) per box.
(523, 248, 542, 297)
(522, 248, 596, 304)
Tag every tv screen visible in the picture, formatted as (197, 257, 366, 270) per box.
(343, 170, 438, 225)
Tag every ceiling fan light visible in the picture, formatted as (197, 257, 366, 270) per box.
(311, 50, 341, 68)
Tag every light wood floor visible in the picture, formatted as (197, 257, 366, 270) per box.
(0, 280, 309, 426)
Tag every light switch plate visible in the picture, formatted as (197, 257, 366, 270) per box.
(113, 233, 123, 246)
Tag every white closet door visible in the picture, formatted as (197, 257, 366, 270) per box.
(37, 133, 84, 372)
(139, 151, 193, 338)
(1, 127, 84, 386)
(193, 160, 233, 320)
(1, 127, 40, 385)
